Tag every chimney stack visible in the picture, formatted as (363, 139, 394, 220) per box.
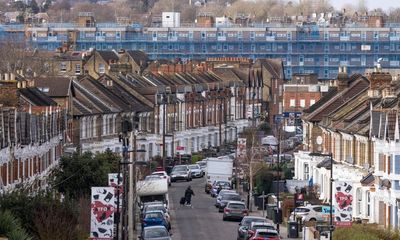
(337, 66, 349, 91)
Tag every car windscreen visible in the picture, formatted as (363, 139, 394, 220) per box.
(256, 231, 278, 237)
(173, 166, 187, 171)
(216, 181, 230, 187)
(188, 165, 199, 169)
(198, 162, 206, 167)
(228, 203, 245, 209)
(222, 194, 241, 201)
(146, 205, 166, 213)
(253, 225, 275, 230)
(243, 218, 265, 227)
(145, 212, 163, 219)
(144, 228, 168, 238)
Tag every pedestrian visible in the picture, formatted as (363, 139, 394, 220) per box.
(184, 186, 195, 206)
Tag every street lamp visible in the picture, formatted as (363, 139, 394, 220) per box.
(309, 152, 334, 240)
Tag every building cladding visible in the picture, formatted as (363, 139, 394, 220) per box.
(2, 19, 400, 80)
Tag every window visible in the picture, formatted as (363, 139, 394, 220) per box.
(304, 163, 309, 180)
(367, 191, 371, 217)
(290, 99, 296, 107)
(395, 155, 400, 174)
(310, 99, 316, 106)
(60, 62, 67, 72)
(99, 63, 105, 74)
(357, 188, 362, 215)
(75, 64, 81, 75)
(300, 99, 305, 107)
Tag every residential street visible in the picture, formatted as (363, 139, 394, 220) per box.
(168, 178, 239, 240)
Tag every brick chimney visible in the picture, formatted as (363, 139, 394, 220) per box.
(337, 66, 349, 91)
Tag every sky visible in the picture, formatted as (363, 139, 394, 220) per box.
(297, 0, 400, 11)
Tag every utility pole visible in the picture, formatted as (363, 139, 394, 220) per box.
(162, 94, 167, 169)
(128, 116, 139, 239)
(329, 152, 333, 240)
(276, 123, 281, 233)
(219, 103, 222, 147)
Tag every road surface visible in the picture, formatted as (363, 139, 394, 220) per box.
(168, 177, 239, 240)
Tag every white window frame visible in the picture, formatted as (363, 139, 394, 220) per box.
(290, 99, 296, 107)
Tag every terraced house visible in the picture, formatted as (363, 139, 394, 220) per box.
(0, 73, 65, 191)
(294, 66, 400, 229)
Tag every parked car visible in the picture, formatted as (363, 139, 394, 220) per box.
(246, 222, 276, 240)
(145, 175, 162, 181)
(151, 171, 171, 186)
(237, 216, 268, 240)
(188, 164, 203, 178)
(215, 189, 237, 207)
(197, 160, 207, 171)
(218, 193, 242, 212)
(210, 180, 231, 197)
(140, 226, 172, 240)
(170, 165, 192, 182)
(290, 205, 325, 222)
(141, 201, 165, 212)
(142, 210, 170, 230)
(143, 204, 171, 223)
(222, 201, 248, 221)
(248, 229, 280, 240)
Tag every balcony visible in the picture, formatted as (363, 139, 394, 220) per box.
(266, 36, 275, 41)
(96, 36, 105, 41)
(340, 36, 350, 41)
(217, 36, 226, 41)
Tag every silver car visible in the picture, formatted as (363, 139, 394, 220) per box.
(140, 226, 171, 240)
(188, 164, 203, 178)
(222, 201, 248, 221)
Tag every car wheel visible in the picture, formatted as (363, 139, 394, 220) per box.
(309, 218, 316, 222)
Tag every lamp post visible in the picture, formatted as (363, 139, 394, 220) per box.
(309, 152, 334, 240)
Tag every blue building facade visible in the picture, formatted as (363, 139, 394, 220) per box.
(2, 21, 400, 79)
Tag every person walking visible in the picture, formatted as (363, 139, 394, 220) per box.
(184, 186, 195, 206)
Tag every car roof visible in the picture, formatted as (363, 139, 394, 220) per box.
(243, 216, 266, 220)
(145, 210, 164, 214)
(143, 225, 168, 230)
(145, 204, 165, 208)
(251, 222, 274, 227)
(227, 201, 245, 205)
(152, 171, 166, 174)
(256, 229, 278, 233)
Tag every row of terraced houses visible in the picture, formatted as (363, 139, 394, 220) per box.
(0, 51, 284, 191)
(295, 66, 400, 229)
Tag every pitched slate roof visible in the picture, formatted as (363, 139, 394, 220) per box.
(303, 75, 370, 123)
(19, 87, 57, 106)
(77, 76, 130, 112)
(126, 50, 148, 68)
(97, 51, 119, 63)
(34, 76, 71, 97)
(72, 80, 113, 115)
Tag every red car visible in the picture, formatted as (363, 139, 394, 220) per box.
(249, 229, 281, 240)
